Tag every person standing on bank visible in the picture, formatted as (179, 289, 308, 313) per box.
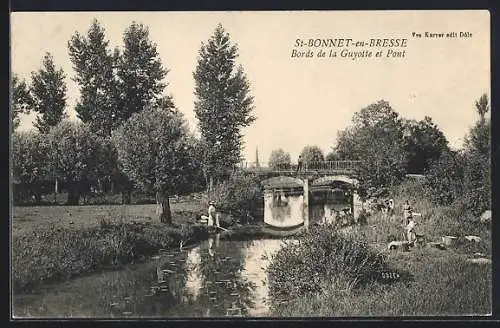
(406, 214, 417, 244)
(402, 200, 412, 225)
(208, 201, 220, 228)
(387, 198, 395, 217)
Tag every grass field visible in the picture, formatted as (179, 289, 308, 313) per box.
(11, 200, 204, 238)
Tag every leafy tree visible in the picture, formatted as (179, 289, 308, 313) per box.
(48, 120, 115, 205)
(116, 22, 167, 122)
(268, 148, 291, 170)
(335, 100, 407, 197)
(68, 19, 120, 136)
(299, 145, 325, 169)
(325, 151, 340, 161)
(11, 74, 33, 130)
(462, 150, 490, 214)
(111, 106, 195, 224)
(475, 93, 489, 122)
(181, 136, 207, 195)
(424, 94, 491, 214)
(403, 116, 449, 174)
(335, 127, 360, 160)
(461, 94, 491, 214)
(193, 24, 256, 191)
(30, 52, 68, 133)
(464, 115, 491, 158)
(423, 150, 465, 206)
(11, 131, 52, 202)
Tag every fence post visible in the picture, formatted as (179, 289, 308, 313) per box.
(303, 178, 309, 230)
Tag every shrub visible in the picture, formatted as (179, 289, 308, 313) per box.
(266, 225, 394, 300)
(204, 170, 263, 219)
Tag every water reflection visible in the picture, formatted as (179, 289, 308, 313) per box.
(309, 190, 351, 225)
(185, 246, 202, 301)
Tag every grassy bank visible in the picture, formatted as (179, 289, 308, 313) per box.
(12, 198, 209, 292)
(271, 251, 491, 316)
(267, 180, 492, 316)
(12, 220, 211, 293)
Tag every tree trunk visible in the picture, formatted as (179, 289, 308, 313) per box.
(122, 190, 131, 204)
(33, 189, 42, 204)
(208, 176, 214, 200)
(97, 178, 103, 193)
(66, 187, 80, 205)
(203, 170, 209, 192)
(156, 191, 172, 225)
(110, 181, 115, 194)
(54, 179, 58, 204)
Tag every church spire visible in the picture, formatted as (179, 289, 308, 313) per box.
(255, 146, 260, 168)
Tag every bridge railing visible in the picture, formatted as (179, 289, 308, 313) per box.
(238, 160, 361, 173)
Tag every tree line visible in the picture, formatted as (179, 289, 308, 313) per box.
(11, 18, 490, 221)
(268, 95, 491, 215)
(11, 21, 255, 224)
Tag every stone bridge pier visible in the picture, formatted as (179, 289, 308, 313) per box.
(262, 175, 361, 229)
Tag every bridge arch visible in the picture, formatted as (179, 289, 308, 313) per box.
(261, 176, 306, 229)
(261, 176, 304, 188)
(311, 175, 359, 187)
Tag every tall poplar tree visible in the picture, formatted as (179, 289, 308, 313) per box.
(30, 52, 67, 134)
(11, 74, 33, 130)
(193, 24, 256, 190)
(116, 22, 167, 121)
(68, 19, 120, 136)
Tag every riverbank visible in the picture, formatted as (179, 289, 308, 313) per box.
(12, 201, 293, 294)
(267, 181, 492, 316)
(12, 219, 208, 293)
(13, 201, 206, 293)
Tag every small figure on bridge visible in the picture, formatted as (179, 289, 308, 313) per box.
(296, 155, 303, 173)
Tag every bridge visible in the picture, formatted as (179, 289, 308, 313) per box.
(239, 161, 363, 229)
(239, 160, 361, 177)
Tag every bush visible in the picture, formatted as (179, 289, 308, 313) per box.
(205, 170, 263, 219)
(266, 225, 393, 300)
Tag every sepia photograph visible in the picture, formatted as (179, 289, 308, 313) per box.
(10, 10, 491, 318)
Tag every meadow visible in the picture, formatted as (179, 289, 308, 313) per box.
(12, 200, 203, 237)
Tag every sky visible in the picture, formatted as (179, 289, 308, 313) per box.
(11, 10, 490, 164)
